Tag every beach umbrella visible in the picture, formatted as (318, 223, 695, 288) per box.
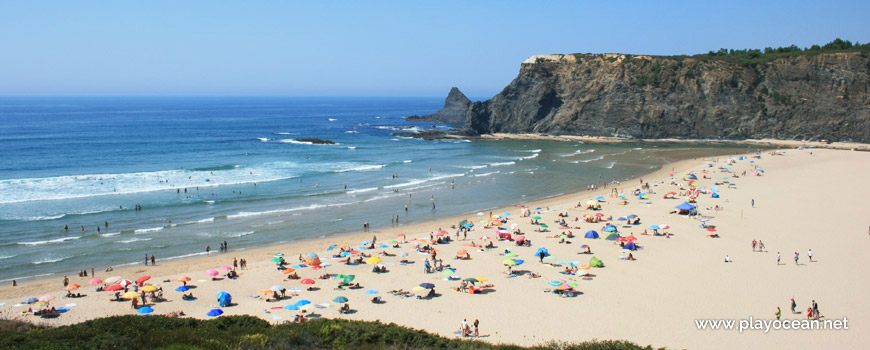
(442, 269, 455, 275)
(532, 216, 542, 220)
(22, 297, 38, 304)
(456, 249, 467, 255)
(141, 285, 158, 293)
(105, 284, 124, 291)
(412, 286, 426, 291)
(300, 279, 315, 285)
(105, 276, 121, 284)
(136, 276, 151, 284)
(274, 253, 285, 257)
(206, 269, 219, 276)
(207, 309, 223, 317)
(388, 239, 398, 244)
(540, 224, 549, 228)
(479, 235, 491, 240)
(627, 215, 638, 219)
(603, 226, 617, 232)
(117, 279, 134, 287)
(306, 252, 319, 259)
(512, 259, 525, 265)
(219, 266, 232, 271)
(311, 265, 323, 270)
(364, 289, 379, 295)
(366, 257, 382, 264)
(333, 296, 349, 303)
(88, 278, 103, 285)
(503, 212, 511, 216)
(514, 235, 525, 241)
(568, 282, 579, 288)
(595, 213, 604, 217)
(327, 244, 337, 251)
(659, 224, 670, 229)
(503, 259, 517, 266)
(259, 289, 273, 295)
(463, 278, 478, 284)
(648, 225, 660, 230)
(175, 286, 190, 292)
(342, 275, 356, 283)
(617, 216, 627, 221)
(419, 283, 435, 289)
(270, 257, 283, 263)
(270, 285, 285, 292)
(282, 268, 297, 274)
(475, 277, 488, 282)
(121, 292, 141, 299)
(707, 228, 717, 232)
(295, 299, 311, 306)
(625, 236, 637, 243)
(283, 304, 299, 310)
(65, 283, 81, 291)
(504, 252, 517, 258)
(137, 306, 154, 314)
(176, 276, 191, 282)
(595, 196, 605, 201)
(548, 280, 563, 286)
(556, 284, 573, 291)
(38, 294, 56, 302)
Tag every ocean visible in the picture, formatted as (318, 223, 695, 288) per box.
(0, 97, 752, 281)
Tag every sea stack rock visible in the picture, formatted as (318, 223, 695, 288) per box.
(406, 87, 472, 123)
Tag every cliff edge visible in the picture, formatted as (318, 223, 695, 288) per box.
(406, 87, 471, 123)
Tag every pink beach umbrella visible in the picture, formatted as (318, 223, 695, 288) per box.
(88, 278, 103, 285)
(206, 269, 219, 276)
(219, 266, 233, 271)
(38, 294, 56, 302)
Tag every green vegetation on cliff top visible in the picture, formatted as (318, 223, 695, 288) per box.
(0, 315, 663, 350)
(576, 38, 870, 65)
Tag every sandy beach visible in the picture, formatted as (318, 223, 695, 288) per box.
(2, 147, 868, 349)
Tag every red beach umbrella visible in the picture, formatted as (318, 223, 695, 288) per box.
(136, 276, 151, 284)
(105, 284, 124, 291)
(300, 279, 315, 285)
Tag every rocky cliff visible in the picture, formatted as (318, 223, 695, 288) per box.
(456, 52, 870, 143)
(407, 87, 471, 123)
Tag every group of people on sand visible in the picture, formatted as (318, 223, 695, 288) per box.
(778, 298, 823, 320)
(460, 318, 480, 337)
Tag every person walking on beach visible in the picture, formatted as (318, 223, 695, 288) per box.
(752, 239, 757, 252)
(751, 199, 755, 207)
(758, 240, 765, 252)
(791, 298, 797, 314)
(206, 245, 211, 256)
(144, 254, 149, 266)
(775, 307, 781, 320)
(63, 276, 69, 287)
(150, 255, 155, 265)
(794, 251, 799, 265)
(812, 300, 819, 317)
(461, 318, 468, 337)
(473, 319, 479, 337)
(776, 252, 781, 265)
(808, 249, 813, 262)
(233, 258, 238, 270)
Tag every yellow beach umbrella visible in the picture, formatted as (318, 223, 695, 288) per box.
(121, 292, 141, 299)
(366, 257, 382, 264)
(412, 286, 426, 291)
(475, 277, 488, 282)
(141, 285, 158, 293)
(176, 276, 191, 282)
(503, 260, 517, 266)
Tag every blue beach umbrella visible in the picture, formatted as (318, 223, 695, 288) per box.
(364, 289, 379, 295)
(419, 283, 435, 289)
(306, 252, 318, 259)
(603, 226, 617, 232)
(207, 309, 223, 317)
(22, 297, 38, 304)
(361, 240, 371, 245)
(274, 253, 284, 257)
(340, 251, 350, 257)
(503, 212, 511, 216)
(617, 216, 628, 221)
(463, 223, 473, 227)
(56, 307, 70, 313)
(175, 286, 189, 292)
(283, 304, 299, 311)
(512, 259, 525, 265)
(357, 246, 368, 251)
(137, 306, 154, 314)
(327, 244, 337, 251)
(378, 244, 389, 248)
(548, 280, 562, 286)
(648, 225, 660, 230)
(294, 299, 311, 306)
(627, 215, 638, 219)
(333, 296, 349, 303)
(595, 196, 604, 200)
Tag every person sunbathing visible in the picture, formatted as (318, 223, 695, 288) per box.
(627, 253, 636, 261)
(371, 296, 382, 303)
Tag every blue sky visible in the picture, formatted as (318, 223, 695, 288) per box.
(1, 1, 867, 98)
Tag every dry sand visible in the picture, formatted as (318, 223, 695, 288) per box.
(1, 148, 868, 349)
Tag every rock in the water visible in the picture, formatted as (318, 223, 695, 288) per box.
(406, 87, 472, 123)
(297, 138, 335, 145)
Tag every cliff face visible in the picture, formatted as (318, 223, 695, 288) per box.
(406, 87, 471, 123)
(461, 53, 870, 142)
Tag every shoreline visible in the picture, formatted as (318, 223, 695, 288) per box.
(0, 148, 720, 285)
(0, 153, 702, 289)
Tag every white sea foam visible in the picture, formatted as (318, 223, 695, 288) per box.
(18, 236, 81, 246)
(257, 137, 270, 142)
(455, 165, 487, 170)
(32, 256, 73, 264)
(226, 204, 326, 220)
(579, 155, 605, 163)
(0, 255, 14, 260)
(559, 149, 595, 157)
(195, 217, 215, 224)
(488, 161, 515, 167)
(474, 171, 500, 177)
(230, 231, 255, 238)
(517, 153, 539, 160)
(519, 149, 541, 153)
(134, 227, 163, 234)
(604, 162, 616, 169)
(402, 160, 412, 163)
(274, 132, 294, 135)
(332, 164, 385, 173)
(328, 118, 338, 121)
(346, 146, 357, 150)
(117, 238, 152, 244)
(100, 232, 120, 237)
(345, 130, 358, 133)
(347, 187, 378, 194)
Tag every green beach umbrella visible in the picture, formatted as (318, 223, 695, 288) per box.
(343, 275, 355, 283)
(270, 257, 283, 263)
(333, 296, 349, 303)
(504, 253, 517, 258)
(532, 216, 542, 220)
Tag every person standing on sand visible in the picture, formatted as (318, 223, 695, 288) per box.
(150, 255, 155, 265)
(791, 298, 797, 314)
(473, 319, 479, 337)
(233, 258, 238, 270)
(751, 199, 755, 207)
(808, 249, 813, 262)
(752, 239, 757, 252)
(776, 307, 781, 320)
(776, 252, 781, 265)
(758, 240, 765, 252)
(206, 245, 211, 256)
(794, 252, 799, 265)
(145, 254, 149, 266)
(63, 276, 69, 287)
(461, 318, 468, 337)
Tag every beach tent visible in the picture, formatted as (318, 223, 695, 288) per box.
(535, 247, 550, 257)
(624, 242, 637, 251)
(605, 233, 620, 241)
(217, 291, 232, 307)
(589, 257, 604, 268)
(711, 193, 720, 198)
(675, 202, 696, 210)
(685, 174, 698, 180)
(603, 225, 617, 232)
(585, 230, 599, 239)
